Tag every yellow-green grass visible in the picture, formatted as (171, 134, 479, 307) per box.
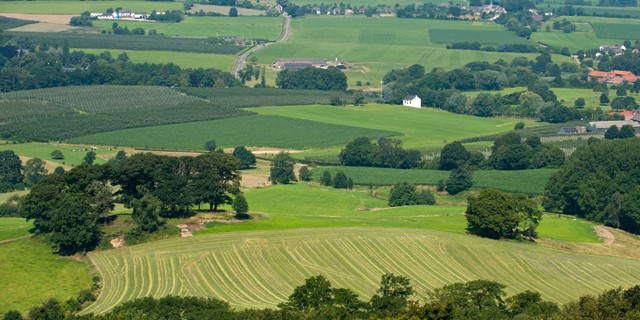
(0, 1, 182, 14)
(0, 189, 29, 204)
(74, 48, 237, 71)
(247, 104, 543, 151)
(0, 218, 32, 242)
(0, 239, 93, 315)
(93, 16, 284, 41)
(84, 224, 636, 314)
(189, 4, 266, 16)
(0, 142, 116, 166)
(69, 115, 397, 150)
(532, 30, 617, 52)
(537, 214, 600, 243)
(252, 17, 575, 87)
(291, 0, 466, 7)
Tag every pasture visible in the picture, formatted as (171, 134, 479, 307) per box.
(75, 48, 237, 71)
(69, 115, 398, 150)
(189, 4, 266, 16)
(93, 16, 284, 41)
(291, 0, 466, 7)
(0, 1, 182, 14)
(0, 218, 32, 242)
(84, 223, 640, 314)
(0, 16, 35, 30)
(429, 29, 530, 44)
(0, 239, 93, 315)
(0, 142, 117, 166)
(592, 22, 640, 40)
(252, 17, 574, 87)
(311, 166, 557, 194)
(248, 104, 542, 151)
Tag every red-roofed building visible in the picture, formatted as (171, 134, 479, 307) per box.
(588, 70, 640, 84)
(608, 110, 634, 120)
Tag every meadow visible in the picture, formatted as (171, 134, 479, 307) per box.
(252, 17, 575, 87)
(311, 166, 557, 194)
(189, 4, 266, 16)
(429, 29, 530, 44)
(0, 239, 93, 315)
(592, 22, 640, 40)
(69, 115, 398, 150)
(0, 218, 32, 242)
(75, 48, 237, 71)
(177, 87, 357, 106)
(290, 0, 466, 7)
(93, 16, 284, 41)
(247, 104, 542, 151)
(9, 32, 243, 54)
(0, 1, 182, 14)
(0, 142, 117, 166)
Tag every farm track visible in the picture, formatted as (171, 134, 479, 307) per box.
(232, 15, 291, 76)
(83, 227, 640, 314)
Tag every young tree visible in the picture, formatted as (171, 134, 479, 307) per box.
(604, 125, 620, 139)
(439, 141, 470, 170)
(388, 182, 417, 207)
(370, 273, 414, 312)
(600, 93, 610, 104)
(83, 151, 96, 165)
(0, 150, 23, 190)
(204, 140, 217, 153)
(320, 171, 332, 186)
(23, 158, 47, 187)
(232, 146, 256, 169)
(229, 7, 238, 16)
(332, 171, 351, 189)
(50, 149, 64, 160)
(53, 166, 65, 175)
(232, 193, 249, 218)
(270, 152, 296, 184)
(574, 97, 586, 108)
(445, 167, 473, 195)
(416, 189, 436, 205)
(298, 166, 312, 182)
(339, 137, 377, 167)
(619, 124, 636, 139)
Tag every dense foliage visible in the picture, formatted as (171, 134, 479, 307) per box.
(489, 133, 565, 170)
(339, 137, 422, 169)
(270, 152, 296, 185)
(276, 67, 348, 91)
(176, 87, 357, 107)
(467, 189, 542, 239)
(0, 150, 24, 192)
(544, 138, 640, 233)
(232, 146, 256, 169)
(388, 182, 435, 206)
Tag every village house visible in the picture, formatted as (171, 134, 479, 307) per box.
(402, 95, 421, 108)
(599, 45, 626, 56)
(588, 70, 639, 85)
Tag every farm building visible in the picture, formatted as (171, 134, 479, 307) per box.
(402, 95, 421, 108)
(599, 45, 626, 56)
(608, 110, 635, 120)
(588, 70, 639, 85)
(587, 120, 640, 132)
(273, 59, 328, 70)
(558, 126, 587, 134)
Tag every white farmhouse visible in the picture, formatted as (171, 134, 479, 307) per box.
(402, 95, 421, 108)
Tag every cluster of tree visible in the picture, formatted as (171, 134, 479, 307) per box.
(551, 19, 577, 33)
(544, 138, 640, 233)
(276, 67, 348, 91)
(0, 36, 239, 92)
(18, 151, 242, 253)
(0, 150, 48, 192)
(69, 12, 93, 27)
(149, 10, 184, 22)
(467, 188, 542, 239)
(604, 124, 637, 139)
(319, 171, 354, 189)
(599, 0, 637, 6)
(232, 146, 257, 169)
(446, 42, 539, 53)
(12, 274, 640, 320)
(388, 182, 435, 206)
(270, 152, 296, 184)
(339, 137, 422, 169)
(110, 22, 145, 35)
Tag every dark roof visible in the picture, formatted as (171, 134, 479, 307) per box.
(404, 95, 418, 100)
(558, 127, 578, 134)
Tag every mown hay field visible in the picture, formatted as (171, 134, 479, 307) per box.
(93, 16, 284, 41)
(84, 225, 639, 314)
(69, 115, 398, 150)
(0, 239, 93, 315)
(429, 29, 530, 44)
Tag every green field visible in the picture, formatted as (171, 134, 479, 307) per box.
(0, 16, 35, 30)
(93, 16, 284, 41)
(189, 4, 266, 16)
(248, 104, 542, 151)
(69, 115, 397, 150)
(0, 189, 29, 204)
(75, 48, 237, 71)
(0, 142, 117, 166)
(429, 29, 530, 44)
(0, 218, 32, 242)
(0, 1, 182, 14)
(0, 239, 93, 315)
(592, 22, 640, 40)
(291, 0, 466, 7)
(253, 17, 574, 87)
(311, 166, 557, 194)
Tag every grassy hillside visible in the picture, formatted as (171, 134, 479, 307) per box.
(0, 1, 182, 14)
(248, 104, 542, 151)
(75, 49, 237, 71)
(0, 218, 32, 242)
(0, 239, 93, 315)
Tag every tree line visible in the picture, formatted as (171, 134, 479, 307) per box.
(276, 67, 348, 91)
(6, 273, 640, 320)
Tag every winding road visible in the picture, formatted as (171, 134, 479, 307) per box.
(232, 14, 291, 77)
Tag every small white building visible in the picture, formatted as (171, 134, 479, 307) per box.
(402, 95, 421, 108)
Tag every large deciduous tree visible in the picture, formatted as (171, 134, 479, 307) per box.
(0, 150, 23, 191)
(232, 146, 256, 169)
(23, 157, 47, 187)
(270, 152, 296, 184)
(439, 141, 471, 170)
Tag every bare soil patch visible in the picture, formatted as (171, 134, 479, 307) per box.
(19, 156, 68, 173)
(537, 226, 640, 260)
(109, 236, 125, 248)
(9, 22, 79, 32)
(0, 13, 75, 24)
(594, 225, 615, 245)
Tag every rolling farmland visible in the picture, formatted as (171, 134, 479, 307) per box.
(429, 29, 530, 44)
(84, 226, 640, 314)
(0, 1, 182, 14)
(0, 218, 32, 242)
(75, 48, 237, 71)
(69, 115, 398, 150)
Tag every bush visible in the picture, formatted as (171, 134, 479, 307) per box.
(320, 171, 332, 186)
(50, 150, 64, 160)
(332, 171, 352, 189)
(514, 122, 525, 130)
(445, 167, 473, 195)
(298, 166, 312, 182)
(416, 189, 436, 205)
(232, 194, 249, 215)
